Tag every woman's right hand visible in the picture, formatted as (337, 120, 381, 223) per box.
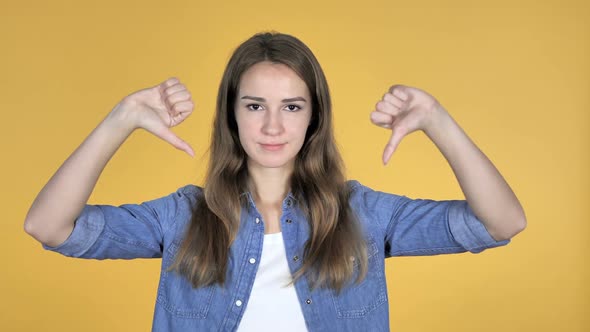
(112, 77, 195, 157)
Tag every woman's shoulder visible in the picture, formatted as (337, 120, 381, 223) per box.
(345, 179, 377, 203)
(345, 179, 382, 195)
(165, 184, 204, 211)
(345, 179, 407, 207)
(175, 183, 204, 195)
(345, 179, 363, 190)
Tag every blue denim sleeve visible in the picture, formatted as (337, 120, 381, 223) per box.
(41, 185, 193, 260)
(351, 180, 510, 257)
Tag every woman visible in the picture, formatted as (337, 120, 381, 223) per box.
(24, 31, 526, 331)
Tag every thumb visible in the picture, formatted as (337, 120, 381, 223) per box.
(154, 125, 195, 157)
(382, 126, 405, 165)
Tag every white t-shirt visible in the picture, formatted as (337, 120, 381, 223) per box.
(236, 232, 308, 331)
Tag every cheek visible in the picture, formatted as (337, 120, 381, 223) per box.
(236, 117, 256, 136)
(237, 121, 259, 149)
(295, 119, 311, 136)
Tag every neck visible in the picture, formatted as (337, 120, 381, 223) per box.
(246, 160, 292, 206)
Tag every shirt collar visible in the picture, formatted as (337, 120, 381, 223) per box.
(239, 190, 297, 210)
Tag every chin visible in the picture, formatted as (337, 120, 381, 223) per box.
(253, 159, 293, 169)
(247, 154, 296, 170)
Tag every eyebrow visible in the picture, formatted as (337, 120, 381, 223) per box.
(240, 95, 307, 103)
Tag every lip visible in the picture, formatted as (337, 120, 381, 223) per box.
(260, 143, 286, 151)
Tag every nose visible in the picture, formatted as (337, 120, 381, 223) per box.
(261, 110, 284, 136)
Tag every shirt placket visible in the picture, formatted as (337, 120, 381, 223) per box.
(280, 198, 322, 331)
(220, 204, 265, 331)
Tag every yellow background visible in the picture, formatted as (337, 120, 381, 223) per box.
(2, 0, 588, 331)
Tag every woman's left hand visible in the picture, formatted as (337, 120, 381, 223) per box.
(370, 84, 447, 165)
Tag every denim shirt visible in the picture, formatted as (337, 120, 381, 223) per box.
(41, 180, 510, 331)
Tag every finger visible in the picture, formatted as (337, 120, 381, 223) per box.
(163, 83, 188, 98)
(370, 111, 394, 129)
(382, 125, 406, 165)
(172, 100, 194, 116)
(157, 78, 183, 113)
(375, 100, 402, 117)
(158, 77, 180, 93)
(154, 125, 195, 157)
(169, 103, 194, 126)
(167, 90, 192, 106)
(388, 85, 409, 101)
(383, 92, 405, 108)
(169, 99, 194, 118)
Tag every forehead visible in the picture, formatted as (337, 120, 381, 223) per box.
(238, 62, 309, 98)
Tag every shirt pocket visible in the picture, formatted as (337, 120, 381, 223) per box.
(156, 240, 216, 319)
(330, 237, 388, 318)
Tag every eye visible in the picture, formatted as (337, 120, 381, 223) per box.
(246, 104, 262, 111)
(286, 105, 301, 112)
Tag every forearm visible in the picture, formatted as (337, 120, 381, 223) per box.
(24, 105, 136, 246)
(424, 106, 527, 241)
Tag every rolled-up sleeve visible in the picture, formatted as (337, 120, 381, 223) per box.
(41, 185, 196, 260)
(41, 205, 106, 258)
(349, 180, 511, 257)
(447, 200, 510, 253)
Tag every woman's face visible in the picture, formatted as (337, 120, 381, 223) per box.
(234, 61, 312, 171)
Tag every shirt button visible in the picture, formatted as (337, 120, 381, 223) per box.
(249, 258, 256, 264)
(255, 218, 260, 224)
(286, 219, 292, 223)
(293, 255, 299, 262)
(306, 299, 312, 304)
(286, 199, 292, 207)
(235, 300, 243, 307)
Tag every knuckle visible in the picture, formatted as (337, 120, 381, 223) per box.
(170, 94, 178, 103)
(389, 85, 405, 95)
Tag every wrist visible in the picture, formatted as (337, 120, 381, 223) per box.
(105, 102, 139, 134)
(423, 103, 451, 134)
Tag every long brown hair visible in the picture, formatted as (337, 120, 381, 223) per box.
(167, 31, 369, 294)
